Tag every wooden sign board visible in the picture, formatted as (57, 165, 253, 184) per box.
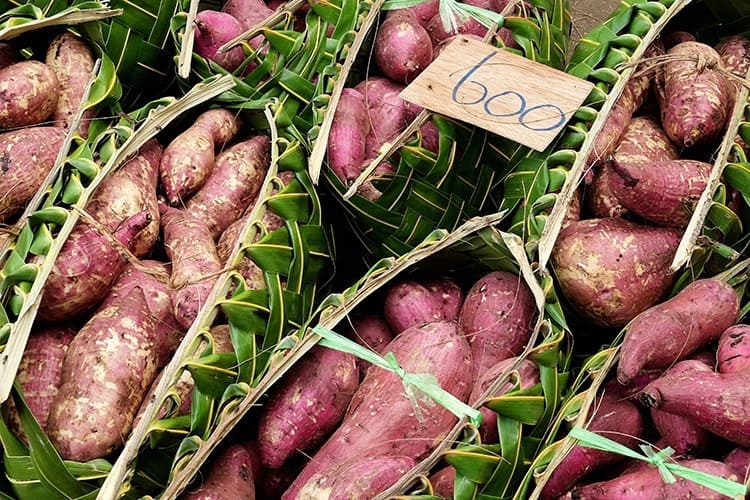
(400, 36, 595, 152)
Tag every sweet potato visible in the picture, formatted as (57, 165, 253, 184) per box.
(183, 444, 256, 500)
(608, 157, 711, 227)
(0, 60, 59, 128)
(717, 324, 750, 374)
(283, 320, 473, 499)
(715, 34, 750, 103)
(222, 0, 273, 33)
(650, 407, 710, 458)
(639, 369, 750, 447)
(388, 1, 438, 28)
(257, 345, 359, 469)
(38, 210, 152, 323)
(193, 10, 247, 72)
(424, 277, 464, 322)
(302, 454, 416, 499)
(658, 41, 732, 148)
(0, 126, 66, 223)
(560, 459, 739, 499)
(429, 465, 456, 498)
(540, 392, 645, 500)
(47, 287, 160, 461)
(725, 447, 750, 481)
(7, 325, 75, 437)
(471, 357, 539, 444)
(426, 12, 487, 46)
(185, 134, 270, 239)
(374, 11, 433, 83)
(86, 138, 162, 257)
(551, 217, 681, 328)
(327, 87, 369, 183)
(45, 31, 96, 136)
(617, 278, 739, 384)
(383, 280, 447, 334)
(160, 108, 241, 205)
(458, 271, 537, 382)
(161, 205, 222, 330)
(345, 313, 395, 355)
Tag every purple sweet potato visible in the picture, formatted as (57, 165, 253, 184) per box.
(257, 345, 359, 469)
(302, 454, 416, 499)
(0, 126, 66, 223)
(717, 324, 750, 374)
(458, 271, 538, 382)
(725, 446, 750, 481)
(639, 369, 750, 447)
(283, 320, 473, 499)
(160, 108, 241, 205)
(424, 277, 464, 322)
(715, 34, 750, 102)
(650, 407, 711, 458)
(222, 0, 273, 33)
(45, 31, 96, 136)
(184, 134, 270, 239)
(7, 325, 75, 437)
(551, 217, 681, 328)
(161, 205, 222, 330)
(38, 210, 152, 323)
(426, 12, 487, 46)
(383, 280, 445, 334)
(617, 278, 739, 384)
(430, 465, 456, 498)
(47, 287, 160, 461)
(658, 41, 732, 148)
(327, 87, 369, 183)
(345, 313, 395, 355)
(183, 444, 256, 500)
(608, 157, 711, 227)
(193, 10, 247, 72)
(0, 60, 59, 128)
(388, 0, 438, 27)
(470, 357, 539, 444)
(560, 459, 739, 499)
(86, 138, 162, 257)
(540, 392, 645, 500)
(374, 11, 434, 83)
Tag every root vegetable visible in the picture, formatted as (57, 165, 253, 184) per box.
(193, 10, 247, 72)
(717, 324, 750, 374)
(423, 277, 464, 322)
(374, 11, 433, 83)
(327, 87, 369, 183)
(383, 280, 447, 334)
(303, 455, 416, 499)
(0, 60, 59, 128)
(183, 444, 256, 500)
(650, 407, 710, 458)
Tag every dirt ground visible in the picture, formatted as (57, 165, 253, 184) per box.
(569, 0, 622, 42)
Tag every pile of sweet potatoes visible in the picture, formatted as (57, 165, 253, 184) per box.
(535, 275, 750, 498)
(180, 269, 540, 499)
(551, 32, 750, 329)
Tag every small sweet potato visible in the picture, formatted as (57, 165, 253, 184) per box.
(47, 287, 160, 461)
(423, 277, 464, 322)
(0, 126, 66, 223)
(429, 465, 456, 498)
(183, 444, 256, 500)
(38, 210, 152, 323)
(160, 108, 241, 205)
(658, 41, 732, 148)
(560, 459, 739, 499)
(458, 271, 538, 382)
(327, 87, 369, 183)
(551, 217, 681, 328)
(45, 31, 96, 136)
(383, 280, 448, 334)
(284, 320, 473, 499)
(725, 447, 750, 481)
(185, 134, 270, 239)
(717, 324, 750, 374)
(345, 312, 395, 355)
(302, 454, 416, 499)
(0, 60, 59, 128)
(257, 345, 359, 469)
(715, 34, 750, 102)
(617, 278, 739, 383)
(374, 11, 433, 83)
(639, 368, 750, 447)
(161, 205, 222, 330)
(540, 392, 645, 500)
(193, 10, 247, 72)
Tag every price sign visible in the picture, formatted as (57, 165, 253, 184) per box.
(400, 36, 595, 151)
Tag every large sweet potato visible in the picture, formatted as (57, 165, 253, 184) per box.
(193, 10, 247, 72)
(458, 271, 537, 382)
(0, 60, 59, 128)
(551, 217, 681, 328)
(47, 287, 160, 461)
(0, 126, 66, 223)
(283, 320, 473, 499)
(327, 87, 369, 183)
(617, 278, 739, 383)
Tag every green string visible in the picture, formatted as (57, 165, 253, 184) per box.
(313, 325, 482, 427)
(381, 0, 505, 32)
(569, 427, 747, 498)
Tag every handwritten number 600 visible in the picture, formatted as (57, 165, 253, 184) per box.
(452, 53, 567, 132)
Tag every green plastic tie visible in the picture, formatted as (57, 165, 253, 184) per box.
(569, 427, 747, 499)
(313, 325, 482, 427)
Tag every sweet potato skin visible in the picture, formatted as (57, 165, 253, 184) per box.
(0, 126, 66, 223)
(327, 87, 369, 183)
(257, 345, 359, 469)
(374, 11, 433, 83)
(383, 280, 445, 334)
(650, 407, 710, 458)
(47, 287, 160, 461)
(617, 278, 739, 384)
(0, 60, 59, 128)
(717, 324, 750, 374)
(424, 277, 464, 322)
(183, 444, 256, 500)
(302, 455, 417, 499)
(551, 217, 681, 328)
(283, 320, 473, 499)
(459, 271, 538, 382)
